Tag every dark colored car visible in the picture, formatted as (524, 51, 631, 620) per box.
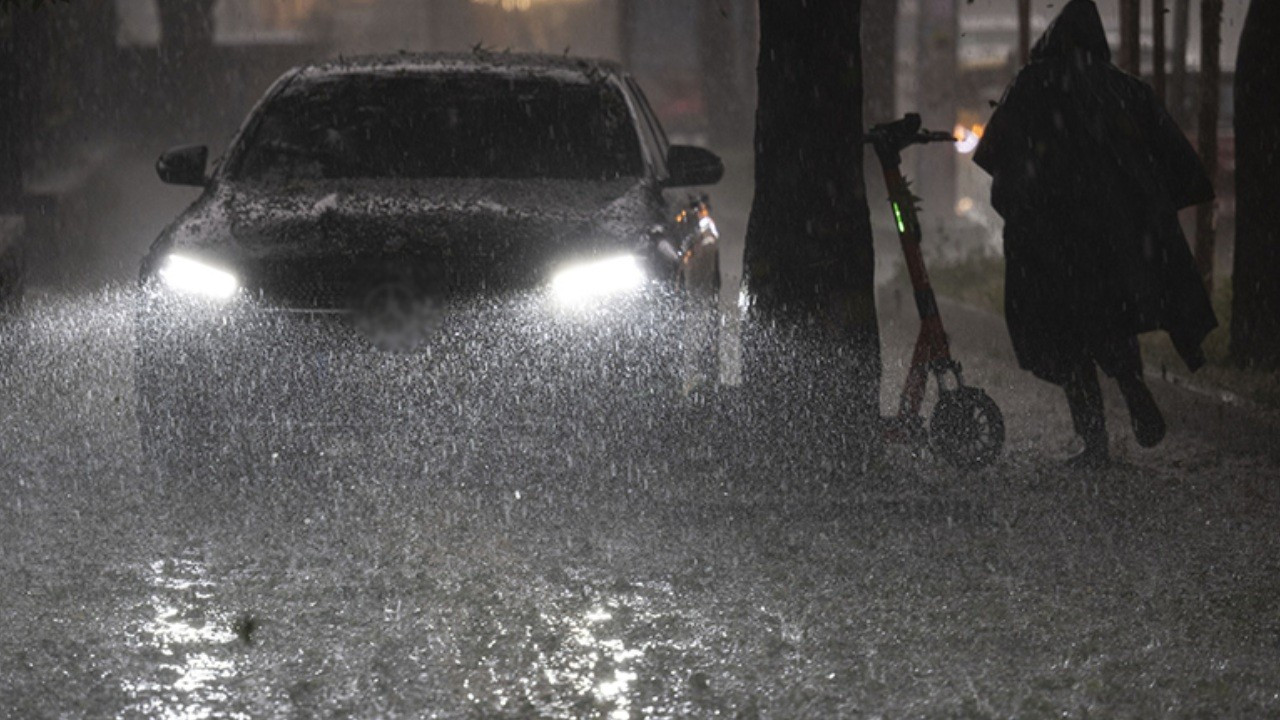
(135, 53, 723, 476)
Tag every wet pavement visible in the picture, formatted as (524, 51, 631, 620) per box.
(3, 154, 1280, 717)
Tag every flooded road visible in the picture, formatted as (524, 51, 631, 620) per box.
(3, 284, 1280, 717)
(121, 557, 241, 720)
(3, 148, 1280, 716)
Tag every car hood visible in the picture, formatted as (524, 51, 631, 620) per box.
(162, 176, 653, 262)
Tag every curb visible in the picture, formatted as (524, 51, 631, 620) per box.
(1146, 365, 1278, 420)
(935, 294, 1279, 421)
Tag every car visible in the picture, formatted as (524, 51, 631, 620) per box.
(134, 52, 724, 478)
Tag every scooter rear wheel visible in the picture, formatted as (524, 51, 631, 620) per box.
(930, 387, 1004, 469)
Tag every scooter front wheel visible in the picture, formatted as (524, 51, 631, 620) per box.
(930, 387, 1005, 469)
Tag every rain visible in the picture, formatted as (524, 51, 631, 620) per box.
(2, 1, 1279, 717)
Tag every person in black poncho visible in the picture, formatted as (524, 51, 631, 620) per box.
(974, 0, 1216, 468)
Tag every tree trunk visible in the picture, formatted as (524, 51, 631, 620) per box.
(1152, 0, 1167, 100)
(1230, 0, 1280, 369)
(1169, 0, 1190, 125)
(1118, 0, 1141, 75)
(862, 0, 896, 126)
(0, 15, 19, 212)
(1194, 0, 1222, 294)
(744, 0, 880, 454)
(861, 0, 896, 247)
(8, 6, 54, 170)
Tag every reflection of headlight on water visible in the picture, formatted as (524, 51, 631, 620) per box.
(550, 255, 645, 306)
(159, 254, 239, 299)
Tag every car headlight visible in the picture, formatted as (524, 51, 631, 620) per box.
(158, 254, 239, 300)
(550, 255, 645, 305)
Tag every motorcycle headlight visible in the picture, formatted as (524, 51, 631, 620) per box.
(158, 254, 239, 300)
(550, 255, 646, 306)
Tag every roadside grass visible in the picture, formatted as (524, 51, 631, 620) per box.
(922, 253, 1280, 409)
(1141, 282, 1280, 408)
(921, 251, 1006, 315)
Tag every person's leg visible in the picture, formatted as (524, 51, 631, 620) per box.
(1117, 372, 1165, 447)
(1063, 361, 1108, 467)
(1098, 333, 1166, 448)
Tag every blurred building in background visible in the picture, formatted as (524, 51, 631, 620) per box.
(901, 0, 1248, 256)
(1, 0, 1246, 263)
(320, 0, 756, 150)
(120, 0, 759, 152)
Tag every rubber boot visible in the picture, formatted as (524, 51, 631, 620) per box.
(1064, 364, 1109, 469)
(1117, 373, 1166, 448)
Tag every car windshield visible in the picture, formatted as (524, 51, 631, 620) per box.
(233, 73, 644, 182)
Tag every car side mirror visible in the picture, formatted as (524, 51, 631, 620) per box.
(665, 145, 724, 187)
(157, 145, 209, 187)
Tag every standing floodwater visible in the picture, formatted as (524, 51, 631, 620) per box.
(3, 2, 1279, 716)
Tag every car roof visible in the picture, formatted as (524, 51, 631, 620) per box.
(291, 51, 626, 86)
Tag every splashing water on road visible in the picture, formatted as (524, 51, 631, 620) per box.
(120, 557, 241, 720)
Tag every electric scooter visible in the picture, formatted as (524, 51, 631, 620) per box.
(865, 113, 1005, 469)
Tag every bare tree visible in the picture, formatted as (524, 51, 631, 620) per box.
(743, 0, 880, 449)
(1230, 0, 1280, 369)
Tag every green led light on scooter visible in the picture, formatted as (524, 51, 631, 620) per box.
(892, 202, 906, 234)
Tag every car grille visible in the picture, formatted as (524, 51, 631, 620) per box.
(243, 253, 533, 311)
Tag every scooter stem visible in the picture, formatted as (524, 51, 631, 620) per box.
(873, 148, 956, 423)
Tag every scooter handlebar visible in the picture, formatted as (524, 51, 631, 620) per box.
(861, 130, 957, 145)
(862, 114, 958, 150)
